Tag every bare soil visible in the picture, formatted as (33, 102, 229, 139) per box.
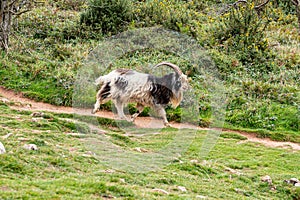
(1, 86, 299, 151)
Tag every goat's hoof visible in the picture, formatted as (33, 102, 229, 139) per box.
(164, 123, 172, 127)
(130, 117, 137, 122)
(91, 109, 96, 114)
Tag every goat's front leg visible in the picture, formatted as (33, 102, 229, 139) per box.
(154, 105, 171, 127)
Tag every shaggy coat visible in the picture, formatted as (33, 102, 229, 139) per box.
(92, 62, 189, 127)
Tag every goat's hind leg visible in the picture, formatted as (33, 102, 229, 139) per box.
(92, 87, 103, 114)
(92, 98, 101, 114)
(92, 84, 110, 114)
(113, 99, 131, 122)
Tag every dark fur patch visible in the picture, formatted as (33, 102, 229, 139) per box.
(115, 76, 128, 90)
(100, 82, 111, 99)
(149, 74, 175, 105)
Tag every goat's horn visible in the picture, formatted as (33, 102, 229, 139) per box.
(153, 62, 182, 75)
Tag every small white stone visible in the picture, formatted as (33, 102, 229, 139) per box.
(119, 178, 126, 183)
(152, 188, 169, 195)
(295, 183, 300, 187)
(225, 167, 242, 176)
(23, 144, 38, 151)
(133, 147, 148, 153)
(196, 195, 207, 199)
(177, 186, 187, 192)
(0, 98, 10, 104)
(31, 112, 44, 117)
(261, 175, 272, 184)
(190, 159, 199, 163)
(104, 169, 115, 173)
(0, 142, 6, 154)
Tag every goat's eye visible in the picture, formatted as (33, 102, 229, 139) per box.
(175, 81, 181, 89)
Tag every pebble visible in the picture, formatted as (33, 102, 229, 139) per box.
(133, 147, 148, 153)
(225, 167, 243, 176)
(196, 195, 207, 199)
(261, 175, 272, 184)
(0, 98, 10, 104)
(285, 178, 300, 186)
(23, 144, 38, 150)
(177, 186, 187, 192)
(152, 188, 169, 195)
(31, 112, 45, 117)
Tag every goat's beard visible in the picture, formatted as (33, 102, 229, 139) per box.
(170, 90, 183, 108)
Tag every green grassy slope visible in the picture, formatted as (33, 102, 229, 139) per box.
(0, 102, 299, 199)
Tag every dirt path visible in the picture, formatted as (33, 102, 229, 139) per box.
(1, 86, 299, 151)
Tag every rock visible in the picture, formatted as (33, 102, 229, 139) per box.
(119, 178, 126, 183)
(133, 147, 148, 153)
(31, 112, 45, 117)
(196, 195, 207, 199)
(173, 158, 184, 164)
(190, 159, 199, 163)
(23, 144, 38, 150)
(290, 178, 300, 185)
(0, 98, 10, 104)
(152, 188, 169, 195)
(177, 186, 187, 192)
(104, 169, 115, 173)
(0, 142, 6, 154)
(285, 178, 300, 186)
(31, 118, 40, 122)
(225, 167, 242, 176)
(261, 175, 272, 184)
(295, 183, 300, 187)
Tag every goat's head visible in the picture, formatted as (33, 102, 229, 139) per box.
(153, 62, 189, 91)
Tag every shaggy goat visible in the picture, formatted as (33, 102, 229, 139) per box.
(92, 62, 189, 127)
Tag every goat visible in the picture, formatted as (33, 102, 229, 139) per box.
(92, 62, 189, 127)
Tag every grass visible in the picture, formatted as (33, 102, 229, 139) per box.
(0, 101, 300, 199)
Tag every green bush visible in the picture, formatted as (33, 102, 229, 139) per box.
(214, 3, 271, 66)
(134, 0, 194, 33)
(80, 0, 133, 35)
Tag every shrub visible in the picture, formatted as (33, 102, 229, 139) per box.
(80, 0, 133, 35)
(134, 0, 194, 32)
(214, 2, 272, 66)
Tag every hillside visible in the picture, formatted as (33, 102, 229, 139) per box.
(0, 0, 300, 199)
(0, 0, 299, 137)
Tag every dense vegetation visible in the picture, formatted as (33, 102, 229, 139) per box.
(0, 0, 299, 140)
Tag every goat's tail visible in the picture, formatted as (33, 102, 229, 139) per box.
(95, 70, 121, 86)
(95, 76, 105, 86)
